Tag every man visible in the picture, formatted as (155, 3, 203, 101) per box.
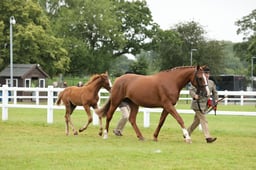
(113, 101, 130, 136)
(187, 66, 218, 143)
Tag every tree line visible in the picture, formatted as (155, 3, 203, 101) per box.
(0, 0, 255, 80)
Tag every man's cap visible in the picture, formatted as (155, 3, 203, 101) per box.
(203, 66, 210, 73)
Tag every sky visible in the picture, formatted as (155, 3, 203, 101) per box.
(146, 0, 256, 42)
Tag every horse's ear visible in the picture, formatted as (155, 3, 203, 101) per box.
(196, 65, 200, 70)
(105, 71, 108, 76)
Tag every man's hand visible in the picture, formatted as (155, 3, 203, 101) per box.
(194, 94, 199, 100)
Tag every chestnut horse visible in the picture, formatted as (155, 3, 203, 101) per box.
(96, 66, 210, 143)
(56, 72, 111, 136)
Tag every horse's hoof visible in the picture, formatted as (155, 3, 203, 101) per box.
(103, 130, 108, 139)
(153, 138, 158, 142)
(103, 134, 108, 139)
(74, 131, 78, 135)
(98, 132, 103, 136)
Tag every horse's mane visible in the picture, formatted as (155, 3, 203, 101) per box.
(162, 66, 195, 72)
(83, 74, 101, 86)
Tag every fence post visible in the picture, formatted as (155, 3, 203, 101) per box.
(47, 86, 54, 123)
(92, 111, 99, 125)
(35, 88, 40, 105)
(2, 85, 8, 121)
(240, 91, 244, 106)
(224, 90, 228, 105)
(143, 108, 150, 128)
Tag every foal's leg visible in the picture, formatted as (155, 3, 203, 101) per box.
(65, 104, 78, 135)
(79, 105, 92, 132)
(153, 109, 168, 141)
(98, 115, 103, 136)
(92, 106, 103, 136)
(166, 105, 191, 143)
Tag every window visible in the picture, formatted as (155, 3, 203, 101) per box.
(6, 79, 18, 87)
(39, 79, 45, 88)
(25, 79, 31, 87)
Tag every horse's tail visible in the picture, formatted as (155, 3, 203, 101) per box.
(56, 91, 64, 105)
(95, 98, 111, 117)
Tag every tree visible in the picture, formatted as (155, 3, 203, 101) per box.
(173, 21, 225, 74)
(109, 55, 134, 77)
(174, 21, 206, 66)
(44, 0, 158, 75)
(0, 0, 70, 77)
(151, 29, 183, 70)
(129, 55, 148, 75)
(235, 9, 256, 79)
(222, 41, 247, 75)
(196, 40, 224, 75)
(113, 0, 158, 56)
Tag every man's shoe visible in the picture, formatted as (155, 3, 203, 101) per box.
(206, 137, 217, 143)
(113, 130, 123, 136)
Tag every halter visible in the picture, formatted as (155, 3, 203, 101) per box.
(194, 68, 210, 113)
(195, 69, 208, 87)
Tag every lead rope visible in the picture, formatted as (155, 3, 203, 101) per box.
(195, 72, 204, 114)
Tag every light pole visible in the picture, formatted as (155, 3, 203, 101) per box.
(10, 16, 16, 87)
(251, 56, 256, 90)
(190, 49, 197, 66)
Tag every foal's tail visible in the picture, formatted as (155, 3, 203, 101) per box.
(95, 98, 111, 117)
(56, 91, 64, 105)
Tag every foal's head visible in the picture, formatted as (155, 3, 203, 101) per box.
(192, 66, 210, 96)
(100, 72, 111, 91)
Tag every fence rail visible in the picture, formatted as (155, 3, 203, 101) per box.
(1, 85, 256, 127)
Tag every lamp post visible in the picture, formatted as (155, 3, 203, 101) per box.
(190, 49, 197, 66)
(251, 56, 256, 90)
(10, 16, 16, 87)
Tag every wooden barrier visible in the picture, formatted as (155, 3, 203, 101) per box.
(1, 85, 256, 126)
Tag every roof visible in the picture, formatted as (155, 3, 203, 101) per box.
(0, 64, 49, 78)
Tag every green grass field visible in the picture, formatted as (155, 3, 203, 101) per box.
(0, 106, 256, 170)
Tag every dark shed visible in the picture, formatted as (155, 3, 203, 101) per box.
(0, 64, 49, 87)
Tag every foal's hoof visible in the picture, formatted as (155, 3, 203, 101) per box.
(138, 137, 145, 141)
(79, 128, 84, 132)
(153, 138, 158, 142)
(184, 138, 192, 144)
(74, 131, 79, 135)
(98, 131, 103, 136)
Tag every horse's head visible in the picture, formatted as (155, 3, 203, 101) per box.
(191, 66, 210, 96)
(100, 72, 111, 91)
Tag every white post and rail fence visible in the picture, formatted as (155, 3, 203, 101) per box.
(1, 85, 256, 127)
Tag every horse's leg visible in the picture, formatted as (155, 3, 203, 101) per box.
(103, 105, 119, 139)
(79, 105, 92, 132)
(166, 105, 192, 143)
(128, 105, 144, 140)
(153, 109, 168, 141)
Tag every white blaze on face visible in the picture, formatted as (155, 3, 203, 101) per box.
(203, 73, 210, 96)
(108, 78, 112, 88)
